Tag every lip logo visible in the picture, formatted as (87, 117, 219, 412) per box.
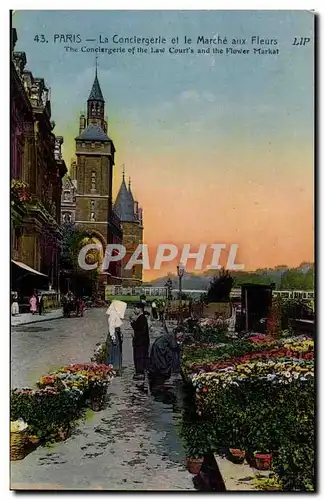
(78, 243, 244, 271)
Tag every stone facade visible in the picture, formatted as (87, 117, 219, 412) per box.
(114, 175, 144, 286)
(11, 28, 67, 292)
(69, 67, 122, 290)
(61, 176, 77, 223)
(60, 67, 143, 290)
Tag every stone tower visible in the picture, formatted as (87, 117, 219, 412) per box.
(114, 170, 143, 285)
(74, 65, 115, 286)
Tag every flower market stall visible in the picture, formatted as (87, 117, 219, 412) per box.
(10, 360, 115, 461)
(178, 319, 315, 491)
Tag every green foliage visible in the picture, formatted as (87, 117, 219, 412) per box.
(280, 268, 314, 290)
(272, 385, 315, 491)
(233, 271, 274, 287)
(61, 222, 99, 294)
(274, 297, 312, 329)
(189, 323, 231, 345)
(11, 389, 83, 439)
(61, 221, 85, 270)
(180, 375, 314, 491)
(179, 415, 213, 458)
(207, 268, 234, 303)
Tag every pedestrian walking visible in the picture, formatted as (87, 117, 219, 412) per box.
(11, 292, 19, 316)
(130, 302, 150, 380)
(29, 293, 37, 315)
(151, 300, 158, 320)
(76, 297, 85, 317)
(158, 300, 165, 321)
(106, 300, 127, 376)
(37, 292, 44, 315)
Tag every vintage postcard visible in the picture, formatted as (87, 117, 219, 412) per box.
(10, 10, 314, 491)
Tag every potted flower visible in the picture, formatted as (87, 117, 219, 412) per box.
(185, 450, 204, 475)
(180, 417, 211, 475)
(254, 451, 272, 470)
(227, 448, 246, 464)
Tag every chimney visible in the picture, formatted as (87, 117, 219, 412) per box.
(70, 158, 77, 179)
(138, 207, 143, 224)
(79, 113, 86, 134)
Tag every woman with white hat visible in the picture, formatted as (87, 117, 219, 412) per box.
(106, 300, 127, 376)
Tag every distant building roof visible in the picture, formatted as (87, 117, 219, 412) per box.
(75, 124, 110, 142)
(88, 72, 104, 102)
(114, 176, 136, 222)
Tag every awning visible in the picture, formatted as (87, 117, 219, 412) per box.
(11, 260, 48, 277)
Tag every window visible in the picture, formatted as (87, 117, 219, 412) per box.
(63, 213, 71, 223)
(90, 200, 95, 221)
(91, 171, 96, 191)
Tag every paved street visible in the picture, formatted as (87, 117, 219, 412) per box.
(11, 308, 194, 491)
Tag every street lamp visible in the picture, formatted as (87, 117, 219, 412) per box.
(177, 262, 185, 323)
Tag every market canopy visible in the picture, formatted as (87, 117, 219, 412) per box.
(11, 260, 47, 277)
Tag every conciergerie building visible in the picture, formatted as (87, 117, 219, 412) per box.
(61, 65, 144, 290)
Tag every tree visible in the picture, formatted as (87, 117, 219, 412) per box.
(280, 268, 314, 290)
(207, 268, 234, 303)
(60, 222, 99, 296)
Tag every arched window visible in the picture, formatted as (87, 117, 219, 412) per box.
(63, 213, 71, 223)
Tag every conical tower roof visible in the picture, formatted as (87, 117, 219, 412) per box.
(114, 174, 136, 222)
(88, 67, 104, 102)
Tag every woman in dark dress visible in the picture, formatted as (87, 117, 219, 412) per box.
(130, 303, 150, 380)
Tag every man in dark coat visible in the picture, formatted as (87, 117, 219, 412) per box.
(130, 302, 150, 380)
(37, 292, 44, 315)
(148, 325, 179, 387)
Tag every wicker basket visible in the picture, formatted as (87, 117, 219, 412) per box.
(10, 431, 27, 461)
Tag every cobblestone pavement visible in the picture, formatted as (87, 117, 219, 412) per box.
(11, 308, 194, 491)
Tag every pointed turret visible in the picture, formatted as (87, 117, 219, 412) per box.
(128, 177, 135, 203)
(87, 60, 105, 128)
(88, 71, 104, 102)
(114, 170, 136, 222)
